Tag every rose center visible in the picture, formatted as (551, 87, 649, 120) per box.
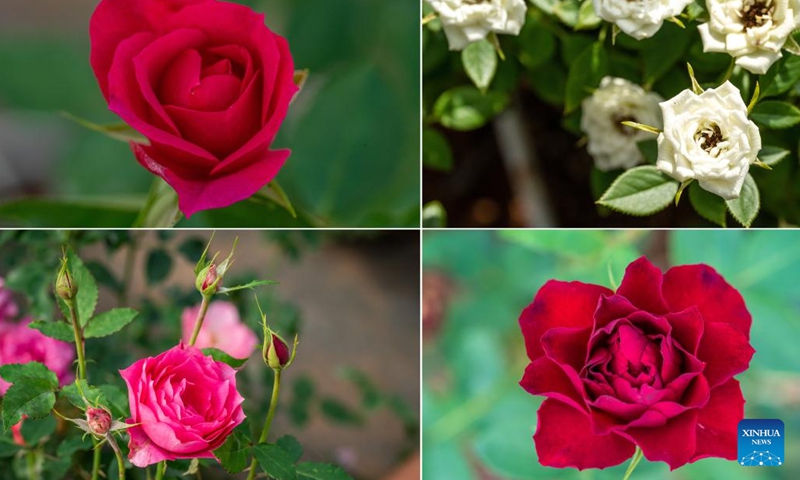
(740, 0, 775, 29)
(612, 114, 638, 136)
(694, 122, 727, 156)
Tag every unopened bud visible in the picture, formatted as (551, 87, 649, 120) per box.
(86, 407, 112, 436)
(56, 260, 78, 301)
(196, 264, 221, 296)
(263, 333, 290, 370)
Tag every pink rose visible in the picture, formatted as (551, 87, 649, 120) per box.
(0, 318, 75, 394)
(181, 301, 257, 359)
(120, 343, 245, 467)
(0, 278, 19, 321)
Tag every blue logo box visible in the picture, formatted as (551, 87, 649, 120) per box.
(738, 419, 784, 466)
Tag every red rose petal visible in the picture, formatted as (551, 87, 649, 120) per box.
(617, 257, 669, 314)
(696, 323, 755, 388)
(158, 49, 202, 107)
(540, 326, 592, 373)
(534, 399, 635, 470)
(692, 379, 743, 462)
(664, 307, 704, 355)
(663, 264, 752, 339)
(592, 295, 638, 331)
(622, 410, 698, 470)
(521, 357, 586, 412)
(520, 280, 611, 362)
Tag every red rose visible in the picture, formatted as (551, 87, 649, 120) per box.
(90, 0, 298, 216)
(519, 257, 754, 470)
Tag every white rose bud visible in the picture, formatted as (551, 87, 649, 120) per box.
(426, 0, 527, 51)
(593, 0, 694, 40)
(581, 77, 664, 171)
(656, 81, 761, 200)
(698, 0, 800, 75)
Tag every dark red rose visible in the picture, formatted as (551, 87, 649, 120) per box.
(90, 0, 298, 216)
(519, 257, 754, 470)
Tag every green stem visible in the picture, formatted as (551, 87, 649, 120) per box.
(67, 302, 86, 382)
(113, 444, 126, 480)
(245, 370, 282, 480)
(188, 296, 211, 347)
(26, 450, 40, 480)
(155, 461, 166, 480)
(91, 443, 101, 480)
(622, 446, 643, 480)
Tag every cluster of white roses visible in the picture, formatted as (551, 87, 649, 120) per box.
(425, 0, 527, 50)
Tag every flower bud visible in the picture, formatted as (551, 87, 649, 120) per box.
(196, 264, 221, 296)
(86, 407, 112, 436)
(263, 333, 290, 370)
(55, 260, 78, 301)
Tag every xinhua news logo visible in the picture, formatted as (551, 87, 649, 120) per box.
(738, 419, 784, 467)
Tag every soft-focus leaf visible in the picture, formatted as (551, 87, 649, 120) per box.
(145, 249, 172, 285)
(565, 42, 608, 113)
(750, 100, 800, 129)
(462, 39, 497, 92)
(201, 348, 249, 369)
(433, 86, 508, 131)
(423, 129, 454, 172)
(296, 462, 354, 480)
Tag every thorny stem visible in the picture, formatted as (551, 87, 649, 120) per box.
(245, 370, 283, 480)
(188, 296, 211, 347)
(622, 446, 644, 480)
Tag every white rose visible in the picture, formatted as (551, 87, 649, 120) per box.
(698, 0, 800, 75)
(581, 77, 664, 171)
(656, 82, 761, 200)
(593, 0, 694, 40)
(426, 0, 527, 51)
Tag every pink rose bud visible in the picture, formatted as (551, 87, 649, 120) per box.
(120, 343, 245, 467)
(0, 319, 75, 395)
(263, 333, 290, 370)
(86, 407, 112, 436)
(55, 260, 78, 301)
(196, 264, 221, 296)
(181, 301, 257, 359)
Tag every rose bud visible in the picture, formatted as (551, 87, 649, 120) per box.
(263, 332, 291, 371)
(86, 407, 112, 436)
(195, 264, 221, 297)
(55, 259, 78, 301)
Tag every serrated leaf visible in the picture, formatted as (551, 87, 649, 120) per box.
(726, 174, 760, 227)
(750, 100, 800, 129)
(28, 321, 74, 342)
(758, 145, 791, 166)
(253, 443, 297, 480)
(462, 39, 497, 92)
(145, 249, 172, 285)
(688, 181, 727, 227)
(58, 250, 99, 327)
(84, 308, 138, 338)
(296, 462, 354, 480)
(202, 348, 249, 369)
(596, 166, 679, 216)
(217, 279, 278, 295)
(213, 426, 251, 474)
(0, 363, 58, 429)
(277, 435, 304, 463)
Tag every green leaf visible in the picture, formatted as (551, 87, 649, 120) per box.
(133, 178, 181, 228)
(85, 261, 124, 294)
(97, 384, 130, 418)
(60, 111, 149, 145)
(552, 0, 580, 26)
(201, 348, 249, 369)
(0, 197, 140, 227)
(462, 39, 497, 92)
(726, 174, 760, 227)
(565, 42, 609, 113)
(145, 249, 172, 285)
(56, 435, 92, 458)
(277, 435, 304, 463)
(258, 181, 298, 219)
(758, 145, 791, 166)
(289, 376, 315, 427)
(217, 279, 279, 295)
(574, 0, 601, 30)
(319, 398, 363, 425)
(422, 201, 447, 228)
(59, 380, 104, 410)
(761, 55, 800, 97)
(422, 129, 453, 172)
(178, 238, 207, 263)
(0, 437, 21, 458)
(641, 23, 692, 86)
(433, 86, 508, 131)
(340, 368, 382, 410)
(213, 425, 251, 474)
(596, 166, 679, 215)
(28, 321, 74, 342)
(688, 182, 727, 227)
(58, 250, 99, 327)
(296, 462, 354, 480)
(517, 16, 555, 71)
(750, 100, 800, 129)
(0, 362, 59, 429)
(84, 308, 138, 338)
(253, 443, 298, 480)
(20, 415, 56, 445)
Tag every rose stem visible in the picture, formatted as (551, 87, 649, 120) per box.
(113, 445, 126, 480)
(155, 461, 167, 480)
(621, 446, 643, 480)
(66, 302, 87, 381)
(26, 450, 41, 480)
(188, 295, 211, 347)
(245, 370, 283, 480)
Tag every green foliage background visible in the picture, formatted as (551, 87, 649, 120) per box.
(423, 230, 800, 479)
(0, 0, 419, 227)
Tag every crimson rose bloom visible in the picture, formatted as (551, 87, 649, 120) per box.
(120, 343, 245, 467)
(519, 257, 754, 470)
(90, 0, 298, 216)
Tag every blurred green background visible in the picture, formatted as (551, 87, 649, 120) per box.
(422, 230, 800, 480)
(0, 0, 419, 227)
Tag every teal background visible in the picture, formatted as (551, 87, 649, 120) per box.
(422, 230, 800, 479)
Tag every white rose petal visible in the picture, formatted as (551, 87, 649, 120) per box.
(427, 0, 527, 51)
(593, 0, 694, 40)
(581, 77, 664, 171)
(699, 0, 800, 74)
(656, 81, 761, 200)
